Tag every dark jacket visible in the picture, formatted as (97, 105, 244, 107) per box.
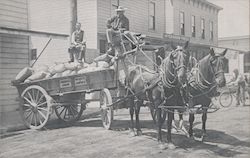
(107, 15, 129, 31)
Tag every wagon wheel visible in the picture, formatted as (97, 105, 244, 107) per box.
(20, 85, 51, 130)
(100, 88, 114, 130)
(55, 103, 86, 123)
(219, 91, 233, 108)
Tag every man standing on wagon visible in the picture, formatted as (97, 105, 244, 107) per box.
(68, 22, 86, 63)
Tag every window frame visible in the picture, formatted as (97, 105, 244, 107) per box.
(180, 11, 185, 35)
(30, 48, 37, 61)
(191, 15, 196, 37)
(149, 1, 156, 30)
(209, 21, 214, 41)
(201, 18, 205, 39)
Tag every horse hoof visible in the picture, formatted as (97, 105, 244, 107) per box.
(129, 129, 136, 137)
(168, 143, 176, 150)
(158, 143, 167, 150)
(201, 133, 207, 142)
(136, 130, 142, 136)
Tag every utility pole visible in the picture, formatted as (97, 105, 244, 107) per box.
(70, 0, 77, 34)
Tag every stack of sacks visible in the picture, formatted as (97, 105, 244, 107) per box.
(14, 59, 113, 84)
(77, 61, 110, 74)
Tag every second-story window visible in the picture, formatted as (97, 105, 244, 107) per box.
(149, 2, 155, 30)
(180, 12, 185, 35)
(201, 18, 205, 39)
(210, 21, 214, 41)
(191, 15, 196, 37)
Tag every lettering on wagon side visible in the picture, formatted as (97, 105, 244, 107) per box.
(75, 76, 87, 86)
(59, 79, 72, 88)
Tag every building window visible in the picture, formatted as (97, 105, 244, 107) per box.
(191, 15, 196, 37)
(244, 53, 250, 73)
(149, 2, 156, 30)
(180, 12, 185, 35)
(30, 49, 37, 60)
(201, 18, 205, 39)
(99, 39, 107, 54)
(209, 21, 213, 41)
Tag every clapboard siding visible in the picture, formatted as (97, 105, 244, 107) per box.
(97, 0, 111, 34)
(0, 32, 29, 129)
(97, 0, 165, 39)
(78, 0, 98, 49)
(0, 52, 27, 59)
(0, 0, 28, 130)
(28, 0, 71, 67)
(0, 104, 19, 113)
(0, 0, 28, 29)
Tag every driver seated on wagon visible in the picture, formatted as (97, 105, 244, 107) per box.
(106, 6, 138, 56)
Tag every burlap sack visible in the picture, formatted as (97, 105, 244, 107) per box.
(52, 73, 62, 78)
(26, 71, 47, 81)
(15, 67, 33, 83)
(64, 62, 79, 70)
(49, 63, 66, 75)
(62, 70, 72, 77)
(97, 61, 109, 68)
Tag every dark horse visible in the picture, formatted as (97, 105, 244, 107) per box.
(126, 41, 190, 149)
(180, 48, 227, 142)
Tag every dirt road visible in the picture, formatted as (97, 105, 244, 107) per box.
(1, 104, 250, 158)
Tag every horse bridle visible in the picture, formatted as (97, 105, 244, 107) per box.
(160, 50, 187, 88)
(188, 55, 224, 98)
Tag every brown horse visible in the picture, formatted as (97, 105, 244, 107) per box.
(181, 48, 227, 142)
(125, 41, 190, 149)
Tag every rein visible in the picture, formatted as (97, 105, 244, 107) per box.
(188, 61, 217, 98)
(159, 57, 178, 89)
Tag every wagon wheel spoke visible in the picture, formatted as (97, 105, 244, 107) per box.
(37, 95, 45, 105)
(63, 108, 68, 119)
(29, 112, 34, 126)
(27, 91, 35, 104)
(34, 113, 37, 126)
(35, 90, 40, 103)
(59, 107, 66, 116)
(24, 110, 32, 120)
(38, 107, 49, 112)
(23, 96, 33, 105)
(70, 105, 79, 116)
(38, 110, 47, 120)
(37, 102, 47, 107)
(24, 103, 31, 107)
(68, 106, 76, 118)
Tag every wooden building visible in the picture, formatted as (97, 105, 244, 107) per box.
(0, 0, 29, 132)
(28, 0, 222, 68)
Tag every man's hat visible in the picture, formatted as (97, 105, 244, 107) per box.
(115, 6, 127, 12)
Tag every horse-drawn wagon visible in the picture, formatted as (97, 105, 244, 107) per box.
(12, 67, 119, 130)
(11, 30, 149, 130)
